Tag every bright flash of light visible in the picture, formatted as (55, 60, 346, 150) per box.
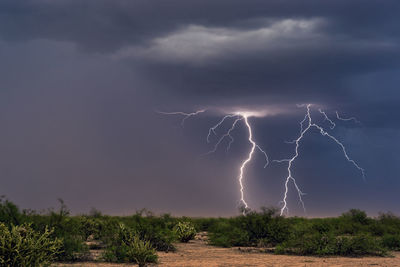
(159, 105, 364, 216)
(275, 104, 365, 216)
(203, 113, 269, 212)
(238, 115, 269, 211)
(160, 109, 269, 214)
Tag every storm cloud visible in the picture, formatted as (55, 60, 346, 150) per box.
(1, 0, 400, 103)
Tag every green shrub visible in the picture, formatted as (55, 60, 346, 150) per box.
(336, 234, 386, 256)
(102, 224, 158, 266)
(192, 217, 220, 232)
(208, 208, 289, 248)
(26, 200, 89, 261)
(382, 234, 400, 250)
(276, 232, 386, 256)
(0, 223, 62, 267)
(341, 209, 370, 225)
(294, 232, 336, 255)
(80, 216, 103, 240)
(0, 197, 22, 226)
(174, 221, 196, 243)
(57, 234, 89, 262)
(125, 215, 177, 251)
(127, 235, 158, 267)
(208, 221, 249, 247)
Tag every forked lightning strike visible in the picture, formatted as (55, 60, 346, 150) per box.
(207, 115, 237, 143)
(159, 105, 364, 216)
(237, 115, 269, 210)
(157, 110, 205, 127)
(276, 104, 365, 216)
(160, 109, 269, 213)
(202, 116, 243, 155)
(319, 109, 336, 129)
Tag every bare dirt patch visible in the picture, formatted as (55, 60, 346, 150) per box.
(55, 232, 400, 267)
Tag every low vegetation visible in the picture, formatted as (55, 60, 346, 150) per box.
(102, 224, 158, 266)
(174, 221, 197, 243)
(1, 196, 400, 266)
(0, 222, 62, 266)
(205, 208, 400, 256)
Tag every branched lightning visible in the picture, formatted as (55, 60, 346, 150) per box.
(157, 109, 206, 127)
(276, 104, 365, 216)
(336, 111, 361, 124)
(319, 109, 336, 129)
(238, 115, 269, 210)
(203, 113, 269, 211)
(202, 116, 243, 155)
(160, 109, 269, 213)
(159, 105, 364, 216)
(207, 115, 237, 143)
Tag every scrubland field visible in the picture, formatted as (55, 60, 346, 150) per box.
(2, 197, 400, 266)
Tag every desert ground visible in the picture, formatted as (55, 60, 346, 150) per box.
(55, 232, 400, 267)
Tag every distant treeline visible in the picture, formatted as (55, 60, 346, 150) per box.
(1, 197, 400, 266)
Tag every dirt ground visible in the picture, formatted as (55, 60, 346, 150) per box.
(55, 232, 400, 267)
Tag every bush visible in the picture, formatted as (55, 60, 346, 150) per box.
(208, 208, 289, 248)
(124, 214, 177, 252)
(0, 197, 22, 226)
(102, 224, 158, 266)
(277, 232, 386, 256)
(0, 223, 62, 266)
(127, 235, 158, 267)
(341, 209, 369, 225)
(382, 234, 400, 250)
(26, 200, 89, 261)
(336, 234, 386, 256)
(80, 216, 103, 240)
(208, 222, 249, 247)
(174, 221, 196, 243)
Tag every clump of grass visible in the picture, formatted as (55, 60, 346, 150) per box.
(174, 221, 197, 243)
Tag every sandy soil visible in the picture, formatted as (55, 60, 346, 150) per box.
(55, 232, 400, 267)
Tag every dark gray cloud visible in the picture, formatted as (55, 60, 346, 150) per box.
(2, 0, 399, 47)
(1, 0, 399, 106)
(0, 1, 399, 216)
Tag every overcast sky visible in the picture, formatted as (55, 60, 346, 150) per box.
(1, 0, 399, 217)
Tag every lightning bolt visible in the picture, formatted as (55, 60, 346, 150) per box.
(160, 109, 269, 214)
(319, 109, 336, 129)
(336, 111, 361, 124)
(207, 115, 238, 143)
(156, 109, 206, 127)
(238, 115, 269, 211)
(203, 113, 269, 212)
(276, 104, 365, 216)
(159, 105, 364, 216)
(202, 116, 243, 155)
